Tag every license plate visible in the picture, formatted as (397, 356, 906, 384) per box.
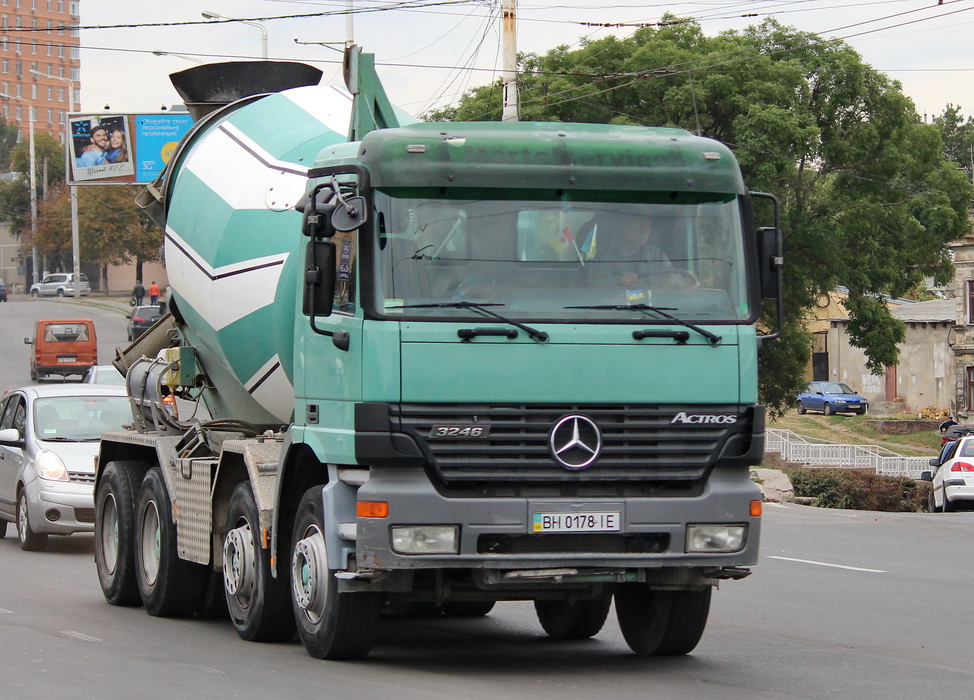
(57, 356, 76, 363)
(532, 512, 620, 533)
(847, 403, 860, 408)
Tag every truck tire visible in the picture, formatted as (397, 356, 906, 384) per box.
(0, 519, 6, 538)
(17, 490, 48, 551)
(95, 461, 146, 606)
(534, 597, 611, 639)
(614, 585, 711, 656)
(135, 468, 206, 616)
(223, 481, 294, 641)
(291, 486, 381, 659)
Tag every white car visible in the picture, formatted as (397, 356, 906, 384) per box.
(0, 384, 130, 550)
(922, 434, 974, 512)
(29, 272, 90, 298)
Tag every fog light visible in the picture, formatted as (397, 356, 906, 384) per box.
(46, 509, 61, 522)
(686, 524, 746, 553)
(391, 525, 459, 554)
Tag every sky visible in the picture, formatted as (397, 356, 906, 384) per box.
(78, 0, 974, 123)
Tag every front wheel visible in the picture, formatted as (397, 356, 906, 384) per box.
(17, 491, 47, 551)
(534, 597, 611, 639)
(928, 486, 941, 513)
(223, 481, 294, 641)
(823, 403, 834, 416)
(95, 461, 146, 606)
(291, 486, 381, 659)
(135, 468, 206, 616)
(796, 402, 806, 415)
(614, 585, 712, 656)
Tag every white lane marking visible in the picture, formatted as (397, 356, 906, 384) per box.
(61, 631, 102, 642)
(767, 555, 886, 573)
(0, 608, 12, 614)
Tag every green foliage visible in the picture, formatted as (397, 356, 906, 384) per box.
(0, 116, 22, 171)
(786, 468, 929, 512)
(427, 16, 973, 414)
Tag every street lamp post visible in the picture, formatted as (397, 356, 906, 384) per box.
(0, 93, 38, 288)
(202, 11, 267, 60)
(31, 69, 80, 298)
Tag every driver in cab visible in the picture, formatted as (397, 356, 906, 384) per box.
(587, 214, 674, 288)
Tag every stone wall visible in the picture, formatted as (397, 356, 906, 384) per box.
(864, 419, 940, 434)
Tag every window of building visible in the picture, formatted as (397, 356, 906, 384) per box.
(2, 105, 7, 119)
(15, 104, 21, 120)
(46, 85, 51, 99)
(57, 0, 63, 13)
(31, 40, 36, 55)
(46, 107, 51, 124)
(968, 280, 974, 324)
(69, 0, 77, 16)
(30, 83, 36, 99)
(967, 367, 974, 411)
(1, 59, 6, 73)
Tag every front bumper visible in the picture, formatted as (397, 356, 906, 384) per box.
(352, 466, 761, 573)
(25, 479, 94, 535)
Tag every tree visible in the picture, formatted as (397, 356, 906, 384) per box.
(35, 183, 162, 282)
(0, 116, 22, 171)
(425, 17, 972, 416)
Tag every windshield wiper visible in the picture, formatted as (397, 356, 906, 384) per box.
(567, 303, 722, 346)
(397, 301, 549, 342)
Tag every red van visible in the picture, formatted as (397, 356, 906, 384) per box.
(24, 319, 97, 381)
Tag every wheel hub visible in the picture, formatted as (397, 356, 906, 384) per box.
(291, 526, 328, 614)
(223, 525, 255, 600)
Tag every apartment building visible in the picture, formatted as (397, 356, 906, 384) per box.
(0, 0, 80, 143)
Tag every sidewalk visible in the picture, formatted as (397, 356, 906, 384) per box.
(5, 292, 136, 315)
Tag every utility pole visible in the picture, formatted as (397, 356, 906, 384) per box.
(501, 0, 518, 122)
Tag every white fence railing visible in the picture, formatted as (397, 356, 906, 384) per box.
(765, 428, 934, 479)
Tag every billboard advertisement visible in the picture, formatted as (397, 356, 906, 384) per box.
(67, 112, 193, 185)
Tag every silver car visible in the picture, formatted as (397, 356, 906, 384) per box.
(0, 384, 130, 551)
(82, 364, 126, 386)
(29, 272, 91, 298)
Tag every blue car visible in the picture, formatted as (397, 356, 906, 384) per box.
(797, 381, 868, 416)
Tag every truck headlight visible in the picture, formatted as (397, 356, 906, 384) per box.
(686, 524, 746, 553)
(391, 525, 459, 554)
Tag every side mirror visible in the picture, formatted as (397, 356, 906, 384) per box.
(332, 196, 368, 231)
(928, 458, 940, 468)
(756, 226, 782, 301)
(920, 471, 933, 482)
(0, 427, 23, 447)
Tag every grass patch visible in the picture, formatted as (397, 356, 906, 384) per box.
(771, 412, 939, 456)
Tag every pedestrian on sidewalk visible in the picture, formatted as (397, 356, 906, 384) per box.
(148, 281, 160, 305)
(132, 280, 145, 306)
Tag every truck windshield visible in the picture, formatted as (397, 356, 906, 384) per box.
(372, 193, 751, 322)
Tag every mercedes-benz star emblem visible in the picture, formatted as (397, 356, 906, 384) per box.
(549, 415, 602, 470)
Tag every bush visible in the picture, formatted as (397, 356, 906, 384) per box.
(785, 468, 929, 512)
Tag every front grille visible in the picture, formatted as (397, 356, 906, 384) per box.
(75, 508, 95, 523)
(478, 533, 669, 555)
(394, 403, 747, 483)
(68, 471, 95, 485)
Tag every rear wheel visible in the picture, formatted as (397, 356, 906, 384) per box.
(223, 481, 294, 641)
(0, 519, 7, 537)
(95, 461, 146, 606)
(30, 289, 38, 298)
(291, 486, 381, 659)
(135, 468, 206, 616)
(17, 490, 47, 551)
(56, 288, 64, 297)
(943, 488, 957, 513)
(535, 597, 612, 640)
(614, 586, 712, 656)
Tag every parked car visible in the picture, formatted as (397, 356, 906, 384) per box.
(127, 304, 163, 342)
(0, 384, 131, 550)
(941, 424, 973, 445)
(24, 319, 97, 381)
(796, 381, 868, 415)
(922, 434, 974, 512)
(0, 277, 8, 301)
(82, 364, 125, 386)
(29, 272, 90, 298)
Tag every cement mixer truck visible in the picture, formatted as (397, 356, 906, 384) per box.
(94, 46, 783, 660)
